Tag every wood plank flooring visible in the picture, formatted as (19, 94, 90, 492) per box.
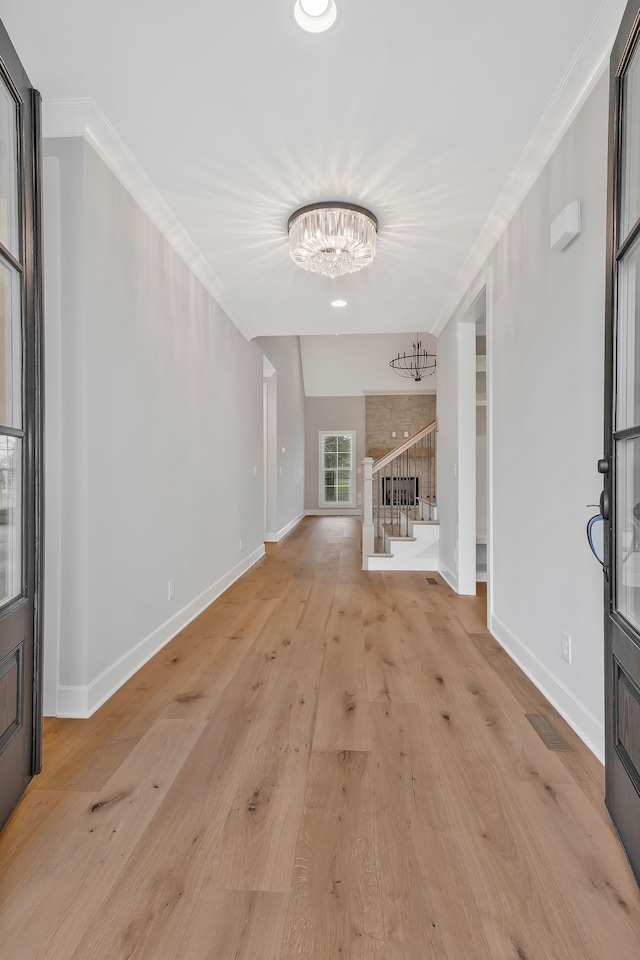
(1, 516, 639, 959)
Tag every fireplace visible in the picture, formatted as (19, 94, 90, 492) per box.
(382, 476, 419, 506)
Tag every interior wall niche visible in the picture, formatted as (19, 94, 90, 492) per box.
(365, 394, 436, 458)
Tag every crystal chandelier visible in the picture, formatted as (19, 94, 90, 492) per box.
(288, 202, 378, 279)
(389, 335, 437, 382)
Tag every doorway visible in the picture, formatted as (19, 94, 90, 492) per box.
(457, 284, 491, 599)
(0, 21, 44, 830)
(263, 357, 278, 541)
(476, 314, 488, 585)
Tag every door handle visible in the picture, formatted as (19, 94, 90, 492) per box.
(597, 458, 610, 520)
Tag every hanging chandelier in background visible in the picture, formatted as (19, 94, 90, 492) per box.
(389, 334, 437, 382)
(288, 202, 378, 279)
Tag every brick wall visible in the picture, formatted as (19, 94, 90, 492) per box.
(365, 394, 437, 456)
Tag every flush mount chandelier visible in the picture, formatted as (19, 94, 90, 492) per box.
(390, 335, 437, 382)
(287, 202, 378, 279)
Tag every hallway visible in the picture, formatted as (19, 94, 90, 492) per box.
(0, 516, 639, 959)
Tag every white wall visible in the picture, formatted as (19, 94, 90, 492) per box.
(43, 138, 266, 716)
(437, 72, 608, 758)
(256, 336, 306, 539)
(304, 396, 366, 513)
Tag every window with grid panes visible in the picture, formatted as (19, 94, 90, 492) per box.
(319, 431, 355, 506)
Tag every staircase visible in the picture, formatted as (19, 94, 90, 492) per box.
(362, 420, 439, 571)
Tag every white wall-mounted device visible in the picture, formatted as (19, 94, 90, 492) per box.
(550, 201, 581, 251)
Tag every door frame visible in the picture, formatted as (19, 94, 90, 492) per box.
(454, 268, 494, 613)
(263, 359, 278, 541)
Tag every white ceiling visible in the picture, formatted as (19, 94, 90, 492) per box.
(300, 332, 437, 397)
(0, 0, 626, 341)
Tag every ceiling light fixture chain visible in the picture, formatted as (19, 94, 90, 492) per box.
(389, 334, 436, 382)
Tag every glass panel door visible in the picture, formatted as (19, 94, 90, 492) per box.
(0, 19, 42, 833)
(603, 0, 640, 884)
(0, 256, 24, 612)
(0, 77, 19, 258)
(615, 437, 640, 629)
(0, 260, 22, 428)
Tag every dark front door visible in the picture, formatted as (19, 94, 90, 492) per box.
(0, 20, 43, 830)
(604, 0, 640, 885)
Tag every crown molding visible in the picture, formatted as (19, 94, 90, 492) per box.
(432, 0, 625, 337)
(42, 97, 254, 342)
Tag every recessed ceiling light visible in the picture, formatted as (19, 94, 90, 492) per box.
(293, 0, 337, 33)
(331, 299, 347, 307)
(301, 0, 330, 12)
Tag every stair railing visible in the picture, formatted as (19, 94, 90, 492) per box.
(362, 419, 437, 563)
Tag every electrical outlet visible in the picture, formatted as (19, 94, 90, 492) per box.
(168, 579, 175, 601)
(239, 538, 243, 553)
(561, 631, 572, 665)
(391, 431, 397, 438)
(404, 431, 409, 438)
(253, 464, 258, 477)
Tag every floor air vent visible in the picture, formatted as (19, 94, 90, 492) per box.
(426, 577, 438, 585)
(525, 714, 571, 751)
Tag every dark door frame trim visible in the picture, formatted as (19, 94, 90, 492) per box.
(31, 85, 44, 775)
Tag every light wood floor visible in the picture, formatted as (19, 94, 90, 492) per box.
(1, 517, 639, 959)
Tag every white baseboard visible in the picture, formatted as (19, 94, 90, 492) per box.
(304, 509, 363, 517)
(438, 562, 458, 592)
(264, 512, 305, 543)
(56, 684, 91, 718)
(54, 545, 266, 719)
(490, 613, 604, 763)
